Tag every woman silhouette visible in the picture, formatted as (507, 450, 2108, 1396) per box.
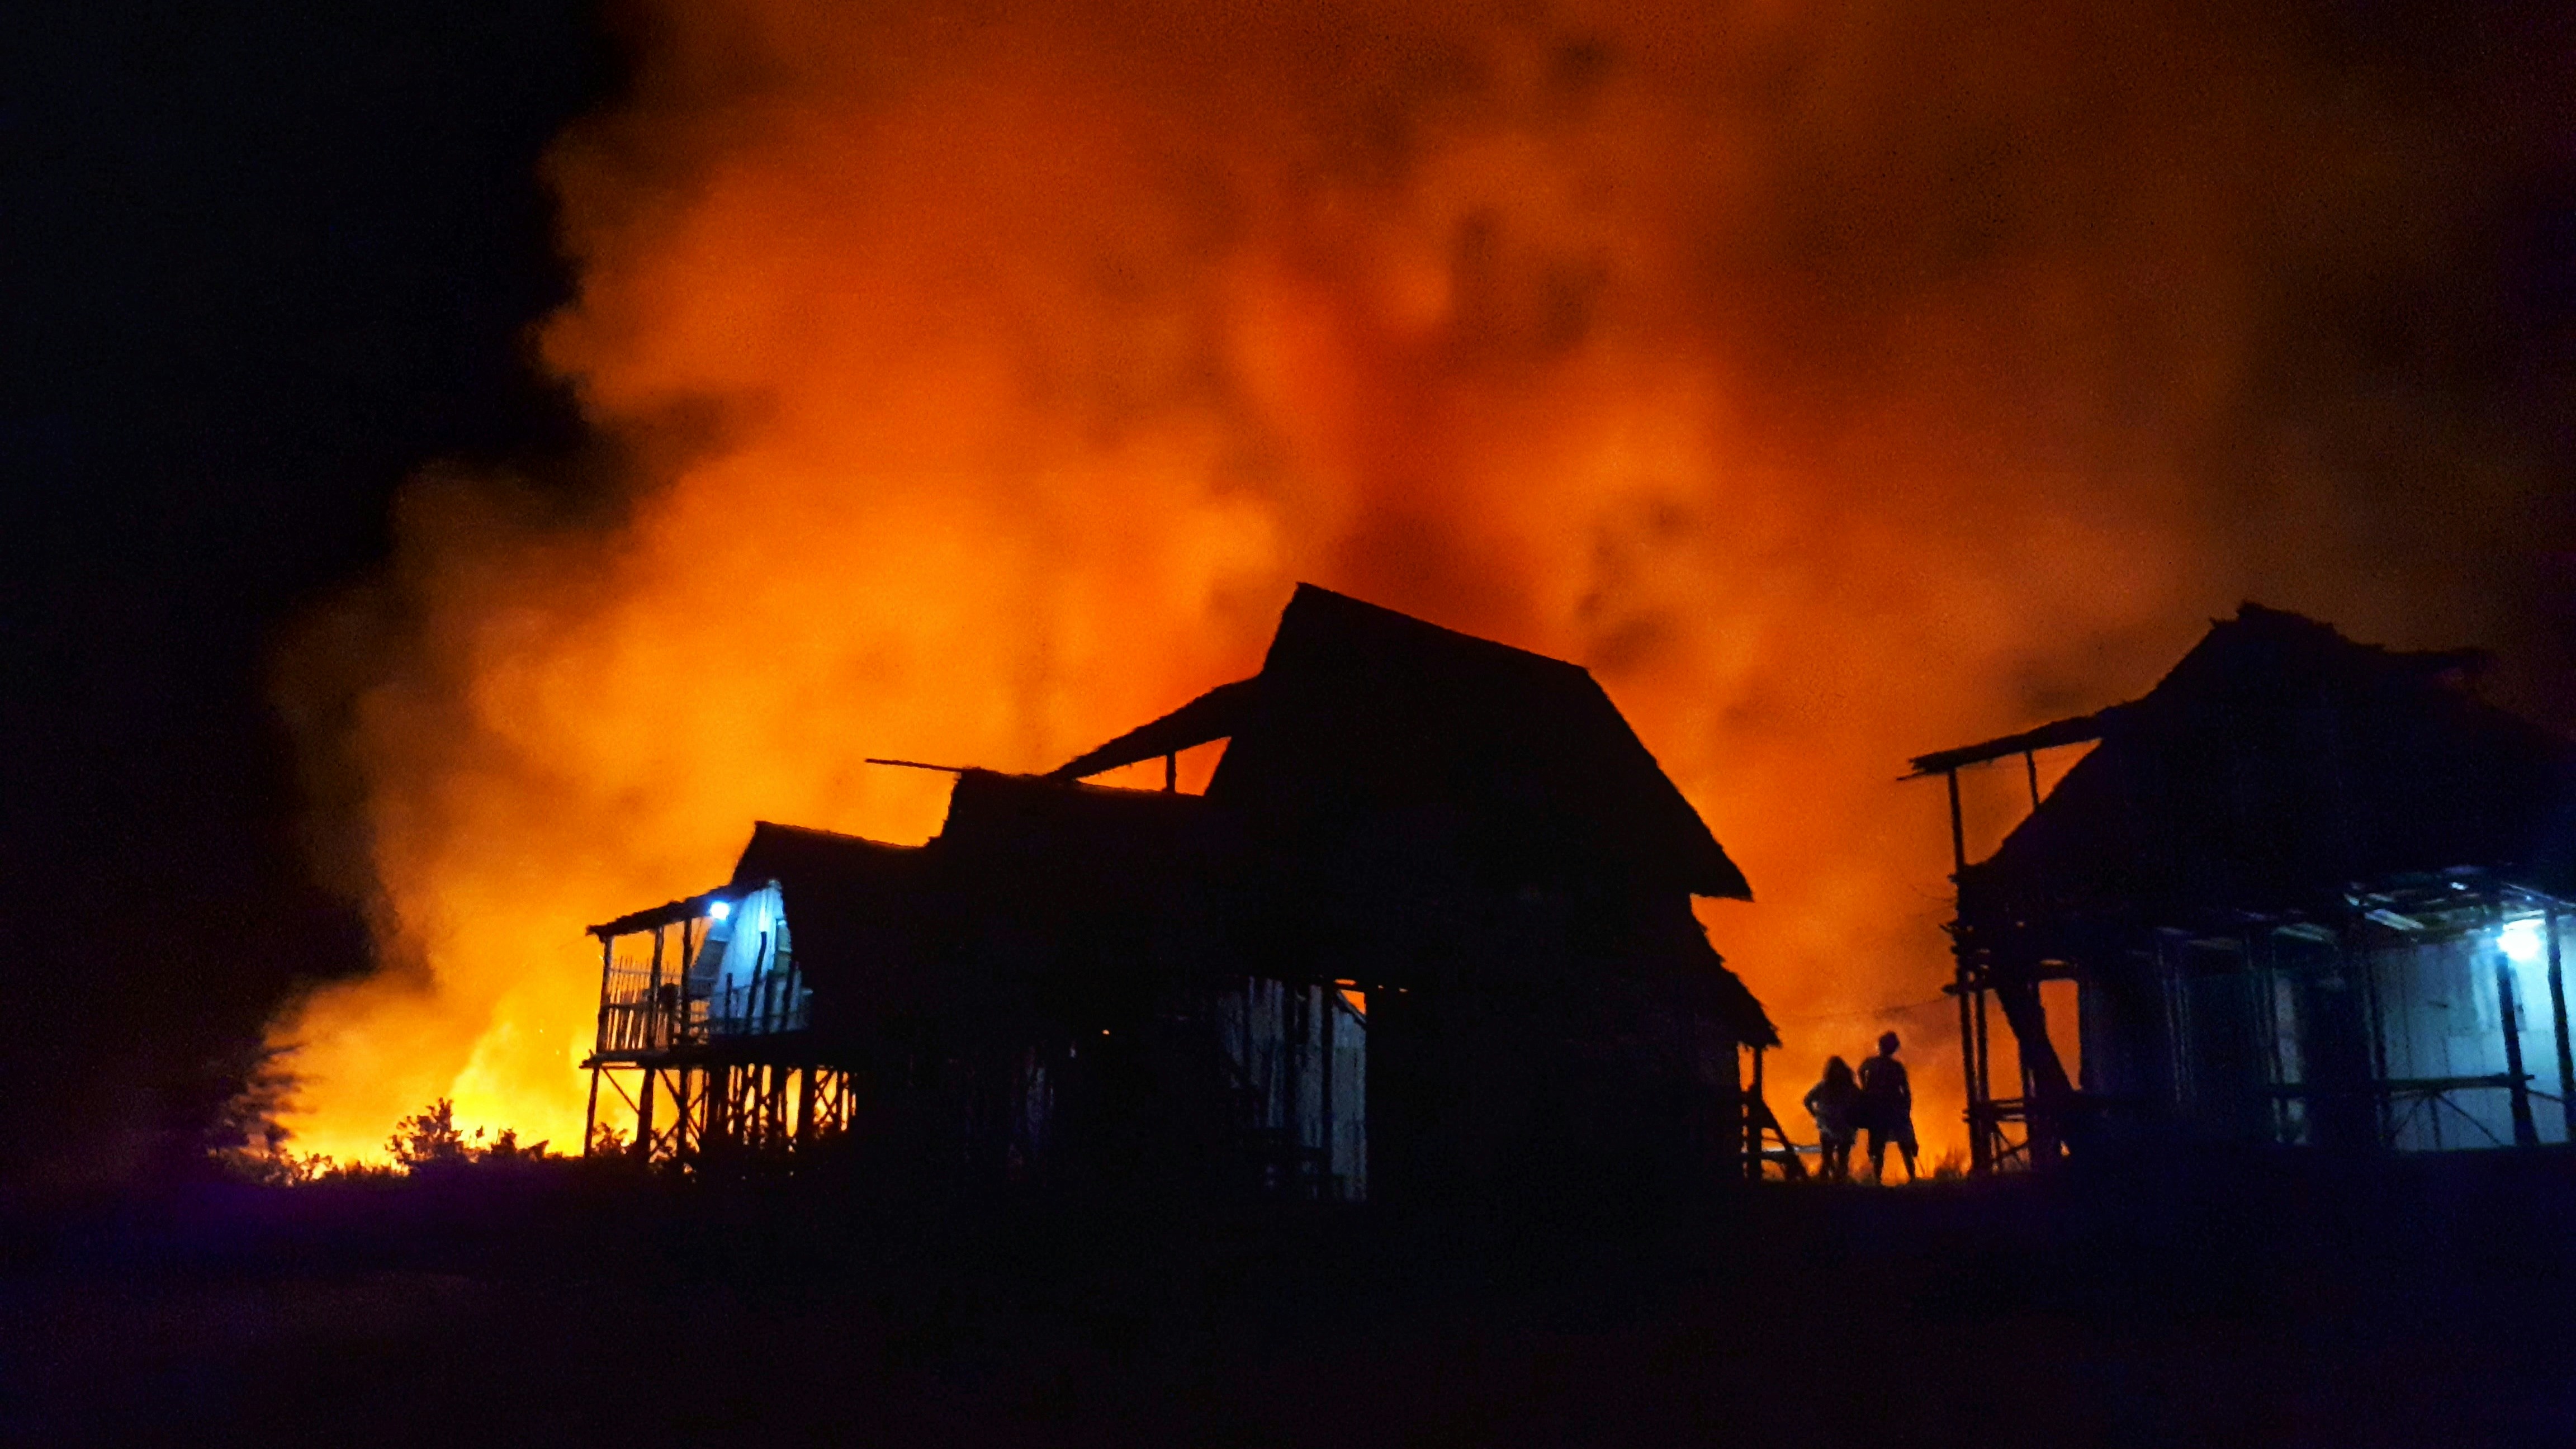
(1802, 1057, 1860, 1181)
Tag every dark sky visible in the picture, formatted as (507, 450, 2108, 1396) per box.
(4, 3, 610, 1187)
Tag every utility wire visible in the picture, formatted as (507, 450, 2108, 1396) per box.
(1774, 996, 1954, 1025)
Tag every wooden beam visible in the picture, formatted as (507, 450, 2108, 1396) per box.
(2497, 945, 2540, 1147)
(1945, 769, 1967, 878)
(635, 1065, 657, 1163)
(2549, 908, 2575, 1145)
(1957, 985, 1981, 1173)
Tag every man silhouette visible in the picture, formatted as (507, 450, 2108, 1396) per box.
(1858, 1031, 1917, 1183)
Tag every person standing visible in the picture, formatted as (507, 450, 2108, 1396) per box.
(1802, 1057, 1860, 1181)
(1858, 1031, 1917, 1183)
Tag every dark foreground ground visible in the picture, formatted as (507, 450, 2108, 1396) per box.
(6, 1153, 2574, 1448)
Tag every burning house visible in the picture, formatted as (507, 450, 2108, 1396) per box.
(1914, 605, 2576, 1170)
(581, 584, 1777, 1202)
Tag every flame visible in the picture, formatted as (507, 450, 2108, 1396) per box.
(269, 0, 2531, 1163)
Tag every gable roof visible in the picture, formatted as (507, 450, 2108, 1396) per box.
(1955, 603, 2576, 925)
(724, 822, 930, 1027)
(1051, 584, 1750, 901)
(594, 586, 1770, 1048)
(928, 769, 1216, 958)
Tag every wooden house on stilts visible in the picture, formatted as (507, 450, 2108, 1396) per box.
(581, 585, 1778, 1204)
(1914, 604, 2576, 1171)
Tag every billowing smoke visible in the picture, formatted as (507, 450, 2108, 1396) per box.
(268, 0, 2575, 1161)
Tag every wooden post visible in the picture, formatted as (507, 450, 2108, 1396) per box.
(635, 1067, 657, 1162)
(1945, 769, 1967, 879)
(1319, 984, 1337, 1196)
(2498, 941, 2540, 1148)
(593, 935, 616, 1055)
(1164, 750, 1177, 792)
(647, 925, 666, 1049)
(1946, 768, 1988, 1173)
(1973, 988, 1993, 1168)
(2548, 908, 2575, 1145)
(1995, 978, 2071, 1164)
(2358, 931, 2394, 1148)
(1956, 985, 1980, 1172)
(1748, 1046, 1767, 1180)
(586, 935, 612, 1156)
(2023, 749, 2041, 810)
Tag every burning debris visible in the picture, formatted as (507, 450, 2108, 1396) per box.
(583, 584, 1775, 1200)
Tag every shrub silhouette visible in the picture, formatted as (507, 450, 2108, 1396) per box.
(385, 1099, 556, 1171)
(213, 1098, 555, 1182)
(387, 1098, 475, 1171)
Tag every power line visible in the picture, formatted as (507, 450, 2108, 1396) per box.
(1774, 996, 1953, 1025)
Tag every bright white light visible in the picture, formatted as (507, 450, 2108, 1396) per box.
(708, 901, 732, 922)
(2501, 917, 2545, 965)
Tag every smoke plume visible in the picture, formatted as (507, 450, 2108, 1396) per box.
(271, 0, 2576, 1161)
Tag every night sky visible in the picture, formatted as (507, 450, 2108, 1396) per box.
(5, 3, 610, 1187)
(6, 1, 2574, 1191)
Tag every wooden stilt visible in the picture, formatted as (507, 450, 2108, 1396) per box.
(2497, 941, 2539, 1148)
(636, 1066, 658, 1162)
(2548, 908, 2575, 1145)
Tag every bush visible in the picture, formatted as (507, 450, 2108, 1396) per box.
(385, 1098, 556, 1171)
(386, 1098, 473, 1170)
(212, 1098, 555, 1184)
(211, 1141, 397, 1184)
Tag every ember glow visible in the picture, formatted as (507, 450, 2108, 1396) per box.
(270, 0, 2562, 1162)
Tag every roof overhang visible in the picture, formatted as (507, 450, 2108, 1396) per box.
(586, 882, 765, 940)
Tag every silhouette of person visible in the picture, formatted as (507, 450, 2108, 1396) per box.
(1802, 1057, 1860, 1181)
(1858, 1031, 1917, 1183)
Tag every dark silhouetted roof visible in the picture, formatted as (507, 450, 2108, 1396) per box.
(1049, 678, 1260, 782)
(602, 586, 1773, 1050)
(1958, 603, 2576, 925)
(703, 781, 1220, 1035)
(1053, 584, 1750, 901)
(726, 822, 929, 1029)
(927, 770, 1216, 975)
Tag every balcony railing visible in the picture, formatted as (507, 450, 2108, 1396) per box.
(593, 964, 808, 1054)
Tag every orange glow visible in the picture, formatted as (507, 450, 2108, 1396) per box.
(267, 0, 2470, 1165)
